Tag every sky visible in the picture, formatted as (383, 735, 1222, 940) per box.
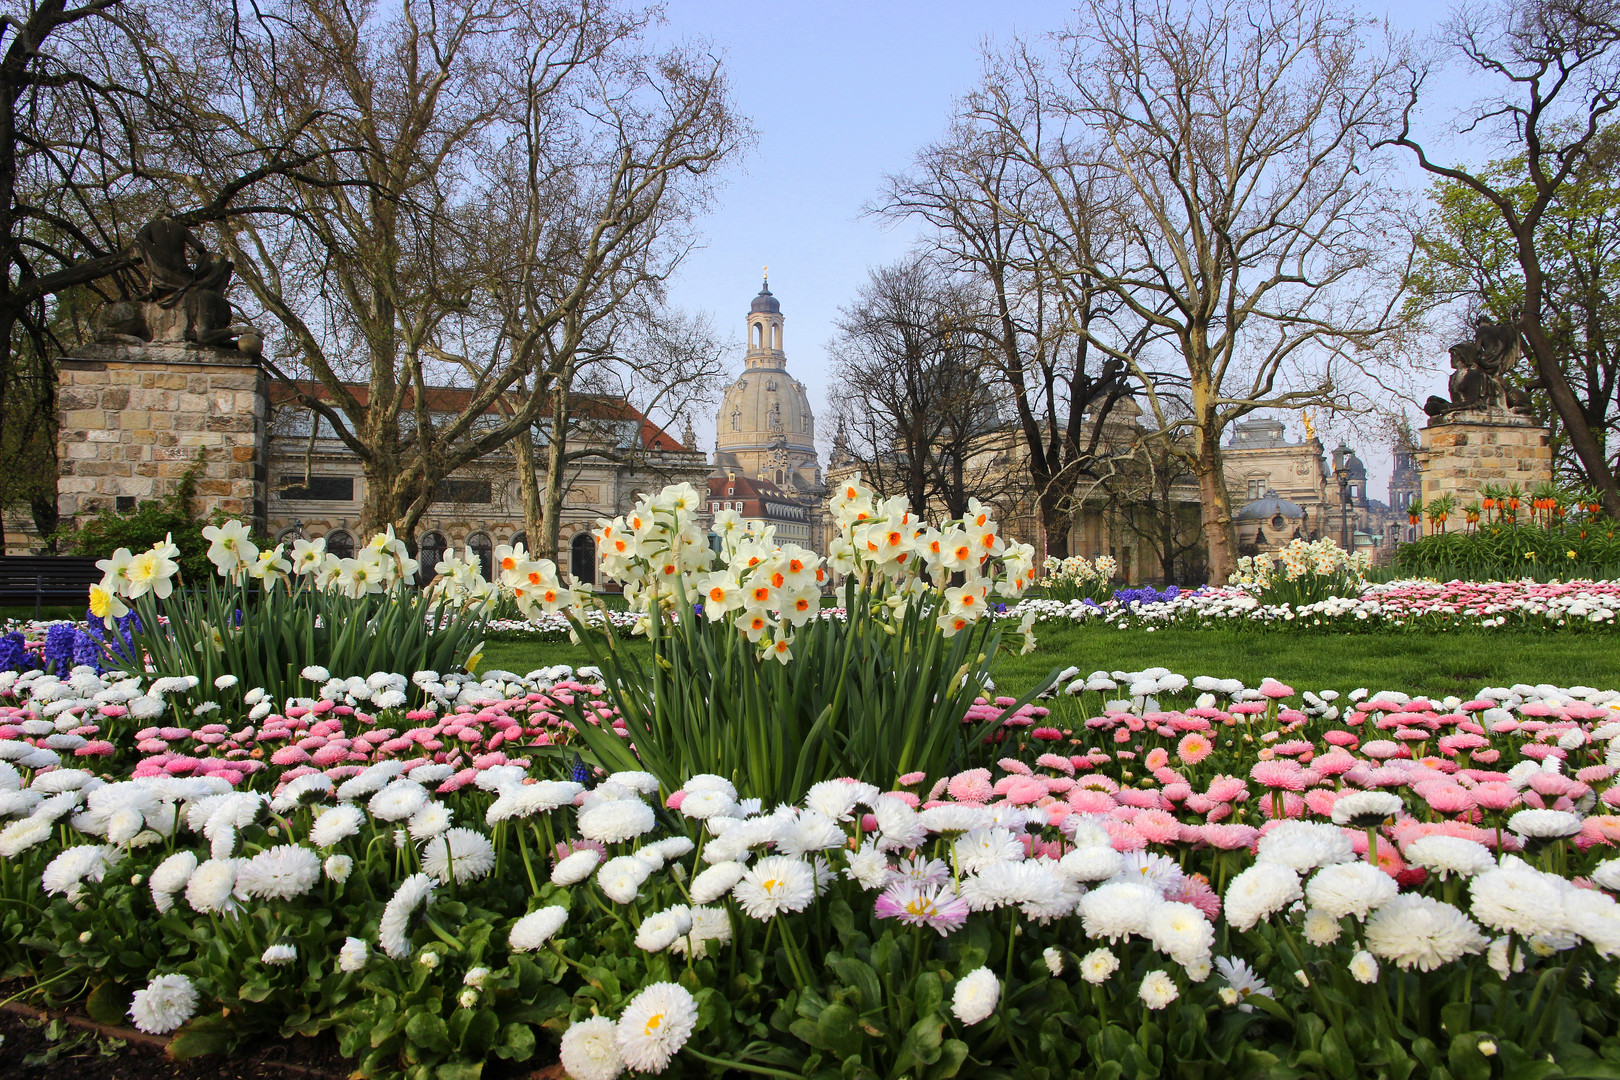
(654, 0, 1473, 502)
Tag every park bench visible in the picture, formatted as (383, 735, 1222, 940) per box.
(0, 556, 102, 618)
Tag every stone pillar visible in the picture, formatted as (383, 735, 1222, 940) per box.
(57, 342, 268, 533)
(1416, 406, 1553, 510)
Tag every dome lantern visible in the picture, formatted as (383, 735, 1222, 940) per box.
(746, 269, 784, 364)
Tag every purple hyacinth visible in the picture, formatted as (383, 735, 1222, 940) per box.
(42, 623, 76, 674)
(72, 629, 104, 672)
(0, 631, 27, 672)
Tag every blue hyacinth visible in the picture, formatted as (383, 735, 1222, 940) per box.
(0, 632, 27, 672)
(42, 623, 76, 674)
(570, 753, 591, 788)
(72, 629, 104, 672)
(1111, 585, 1184, 607)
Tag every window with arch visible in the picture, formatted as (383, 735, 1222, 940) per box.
(730, 409, 741, 431)
(772, 323, 781, 350)
(325, 530, 354, 559)
(417, 532, 446, 576)
(275, 527, 300, 545)
(467, 533, 493, 580)
(570, 531, 596, 585)
(511, 531, 528, 553)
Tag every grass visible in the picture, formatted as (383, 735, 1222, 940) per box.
(0, 605, 83, 623)
(481, 622, 1620, 702)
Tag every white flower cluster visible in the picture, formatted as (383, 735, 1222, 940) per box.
(590, 477, 1037, 660)
(427, 540, 575, 619)
(1041, 554, 1119, 587)
(1230, 538, 1369, 593)
(88, 521, 428, 627)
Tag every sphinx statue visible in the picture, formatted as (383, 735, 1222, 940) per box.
(95, 217, 261, 354)
(1424, 313, 1533, 418)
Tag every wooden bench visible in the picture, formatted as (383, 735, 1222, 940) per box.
(0, 557, 103, 617)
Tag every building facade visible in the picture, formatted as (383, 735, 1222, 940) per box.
(710, 281, 827, 548)
(264, 384, 708, 584)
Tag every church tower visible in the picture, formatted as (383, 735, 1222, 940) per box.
(713, 274, 822, 496)
(746, 278, 785, 366)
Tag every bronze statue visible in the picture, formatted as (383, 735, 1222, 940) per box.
(95, 217, 261, 353)
(1424, 313, 1532, 418)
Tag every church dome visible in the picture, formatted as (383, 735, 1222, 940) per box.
(1236, 491, 1305, 521)
(750, 285, 780, 314)
(715, 280, 820, 486)
(717, 365, 817, 453)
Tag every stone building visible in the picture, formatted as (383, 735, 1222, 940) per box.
(54, 349, 707, 584)
(710, 280, 826, 549)
(265, 383, 707, 584)
(705, 471, 816, 548)
(57, 341, 269, 530)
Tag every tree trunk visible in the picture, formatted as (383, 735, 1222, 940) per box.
(1195, 424, 1237, 585)
(30, 490, 57, 551)
(1521, 320, 1620, 517)
(513, 425, 543, 551)
(541, 390, 569, 566)
(1038, 489, 1070, 560)
(358, 451, 403, 539)
(1159, 504, 1177, 584)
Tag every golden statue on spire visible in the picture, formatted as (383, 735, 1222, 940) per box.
(1303, 410, 1317, 441)
(762, 265, 769, 287)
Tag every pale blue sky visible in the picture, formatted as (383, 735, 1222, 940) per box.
(656, 1, 1469, 498)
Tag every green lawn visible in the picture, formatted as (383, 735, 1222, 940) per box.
(481, 622, 1620, 701)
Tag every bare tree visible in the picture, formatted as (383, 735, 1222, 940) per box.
(827, 254, 1003, 518)
(212, 0, 744, 538)
(1097, 426, 1205, 584)
(880, 121, 1148, 557)
(0, 0, 329, 540)
(1391, 0, 1620, 515)
(972, 0, 1413, 582)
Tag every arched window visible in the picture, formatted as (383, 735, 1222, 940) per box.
(467, 532, 493, 580)
(275, 527, 300, 545)
(731, 408, 741, 431)
(325, 530, 354, 559)
(570, 531, 596, 585)
(418, 531, 446, 575)
(511, 531, 528, 553)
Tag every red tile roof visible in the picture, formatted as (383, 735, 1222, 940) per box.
(267, 379, 691, 452)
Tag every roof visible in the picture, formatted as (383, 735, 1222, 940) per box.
(750, 284, 780, 314)
(267, 379, 690, 452)
(1236, 492, 1305, 520)
(707, 473, 800, 503)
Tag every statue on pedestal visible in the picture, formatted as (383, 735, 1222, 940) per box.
(95, 217, 262, 354)
(1424, 313, 1533, 418)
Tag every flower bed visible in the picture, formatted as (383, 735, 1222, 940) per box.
(1011, 578, 1620, 633)
(3, 659, 1620, 1078)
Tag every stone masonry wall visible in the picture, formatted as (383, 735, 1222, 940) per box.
(57, 343, 268, 531)
(1417, 412, 1553, 511)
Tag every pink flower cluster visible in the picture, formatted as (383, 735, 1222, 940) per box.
(99, 681, 614, 793)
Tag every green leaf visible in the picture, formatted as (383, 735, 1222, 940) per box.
(1321, 1026, 1355, 1080)
(495, 1022, 535, 1061)
(913, 971, 943, 1020)
(927, 1038, 970, 1080)
(434, 1062, 484, 1080)
(902, 1015, 946, 1068)
(166, 1015, 233, 1060)
(85, 981, 128, 1027)
(406, 1010, 452, 1054)
(832, 957, 883, 1013)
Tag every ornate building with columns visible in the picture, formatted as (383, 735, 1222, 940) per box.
(707, 280, 827, 550)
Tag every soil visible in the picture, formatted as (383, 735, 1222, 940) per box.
(0, 1005, 566, 1080)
